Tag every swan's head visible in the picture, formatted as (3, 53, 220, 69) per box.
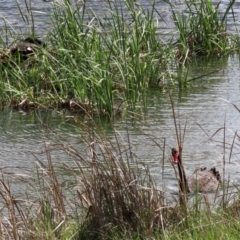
(172, 148, 179, 164)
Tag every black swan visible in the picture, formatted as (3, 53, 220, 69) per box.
(172, 148, 221, 193)
(9, 37, 45, 61)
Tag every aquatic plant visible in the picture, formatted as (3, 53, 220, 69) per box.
(0, 0, 175, 116)
(46, 0, 172, 113)
(0, 0, 239, 116)
(170, 0, 236, 59)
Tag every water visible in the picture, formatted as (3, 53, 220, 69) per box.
(1, 0, 239, 44)
(0, 0, 52, 44)
(0, 0, 171, 42)
(0, 1, 240, 194)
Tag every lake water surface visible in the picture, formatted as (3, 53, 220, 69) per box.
(1, 0, 240, 42)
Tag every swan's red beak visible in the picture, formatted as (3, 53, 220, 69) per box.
(173, 153, 179, 164)
(172, 148, 179, 164)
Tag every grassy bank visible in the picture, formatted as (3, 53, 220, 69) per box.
(0, 0, 238, 117)
(0, 124, 240, 239)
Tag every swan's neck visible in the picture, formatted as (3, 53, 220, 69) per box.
(177, 156, 188, 193)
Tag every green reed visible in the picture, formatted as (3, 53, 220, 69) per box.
(170, 0, 236, 58)
(0, 0, 176, 116)
(0, 0, 239, 115)
(47, 0, 170, 111)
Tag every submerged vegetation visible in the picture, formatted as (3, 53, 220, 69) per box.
(0, 0, 238, 116)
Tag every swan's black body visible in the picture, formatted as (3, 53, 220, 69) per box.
(172, 148, 221, 193)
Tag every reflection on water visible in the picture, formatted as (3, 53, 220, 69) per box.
(0, 55, 240, 193)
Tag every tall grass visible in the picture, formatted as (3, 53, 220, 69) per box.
(170, 0, 236, 59)
(46, 0, 171, 112)
(0, 0, 170, 114)
(0, 0, 239, 115)
(0, 0, 175, 116)
(0, 127, 178, 239)
(0, 121, 240, 239)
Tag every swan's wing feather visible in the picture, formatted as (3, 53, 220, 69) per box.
(187, 171, 219, 193)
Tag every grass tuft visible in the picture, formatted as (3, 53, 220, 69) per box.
(171, 0, 236, 59)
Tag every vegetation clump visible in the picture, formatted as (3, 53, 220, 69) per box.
(0, 0, 237, 116)
(171, 0, 236, 60)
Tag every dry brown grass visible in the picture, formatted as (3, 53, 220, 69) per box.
(0, 118, 239, 239)
(0, 128, 181, 239)
(58, 130, 179, 239)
